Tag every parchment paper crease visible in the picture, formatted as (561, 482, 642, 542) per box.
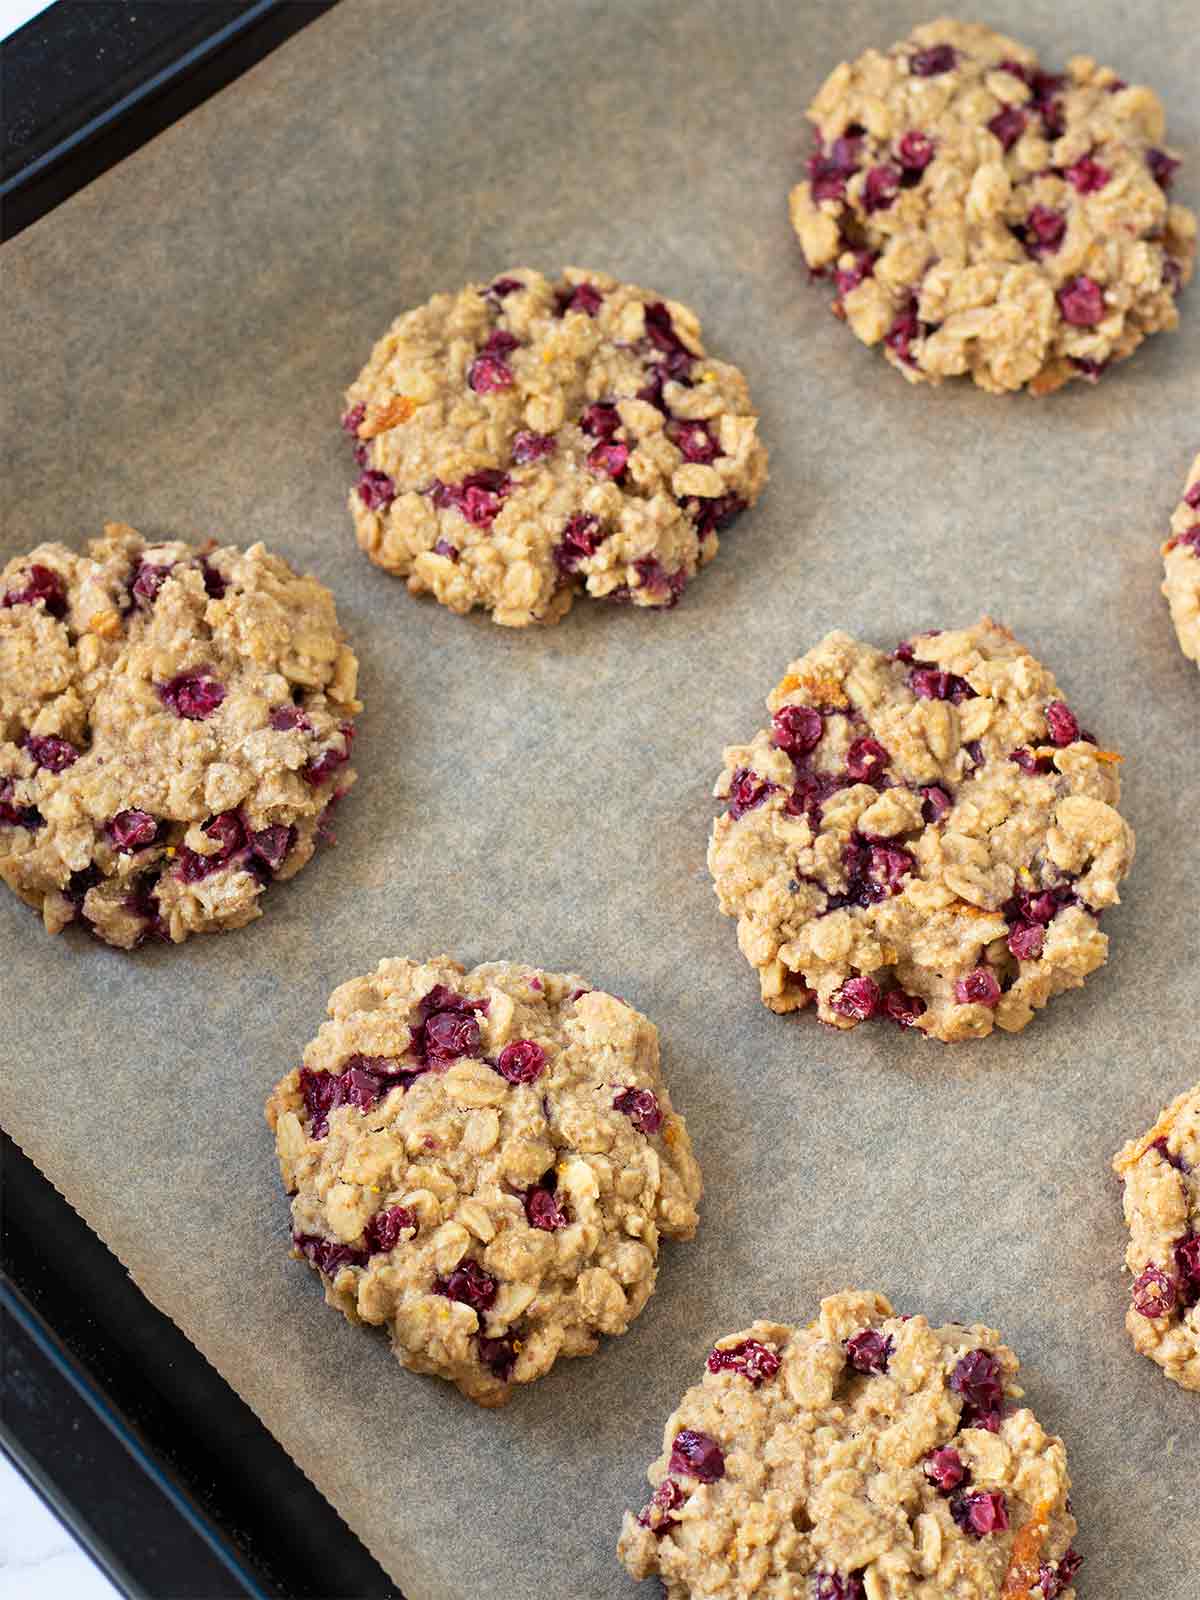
(1, 2, 1197, 1596)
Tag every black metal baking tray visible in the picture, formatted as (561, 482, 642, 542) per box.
(1, 4, 399, 1593)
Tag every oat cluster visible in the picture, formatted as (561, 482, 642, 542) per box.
(1161, 453, 1200, 665)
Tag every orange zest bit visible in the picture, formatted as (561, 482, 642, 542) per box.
(776, 672, 848, 709)
(1000, 1502, 1052, 1599)
(1092, 749, 1122, 764)
(359, 395, 416, 437)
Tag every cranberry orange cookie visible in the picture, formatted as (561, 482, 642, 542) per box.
(789, 18, 1196, 394)
(341, 268, 767, 625)
(1112, 1083, 1200, 1391)
(1161, 454, 1200, 665)
(618, 1289, 1082, 1599)
(266, 957, 701, 1405)
(708, 620, 1134, 1042)
(0, 524, 359, 948)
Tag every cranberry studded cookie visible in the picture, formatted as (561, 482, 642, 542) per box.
(789, 18, 1196, 394)
(618, 1289, 1082, 1600)
(266, 957, 701, 1405)
(1112, 1083, 1200, 1392)
(707, 620, 1134, 1042)
(1161, 454, 1200, 665)
(0, 524, 359, 948)
(341, 268, 767, 625)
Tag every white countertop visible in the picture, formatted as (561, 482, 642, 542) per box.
(0, 1451, 122, 1600)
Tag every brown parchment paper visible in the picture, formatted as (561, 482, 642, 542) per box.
(2, 1, 1197, 1595)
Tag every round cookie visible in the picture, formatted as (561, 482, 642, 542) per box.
(707, 619, 1134, 1043)
(1161, 453, 1200, 665)
(1112, 1083, 1200, 1391)
(266, 957, 702, 1406)
(789, 18, 1196, 394)
(341, 267, 768, 625)
(618, 1289, 1081, 1600)
(0, 523, 360, 948)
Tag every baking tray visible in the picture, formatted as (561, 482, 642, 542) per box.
(1, 3, 1197, 1598)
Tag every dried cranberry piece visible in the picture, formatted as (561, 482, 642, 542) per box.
(682, 493, 747, 539)
(1007, 922, 1045, 961)
(831, 976, 881, 1021)
(1174, 1234, 1200, 1307)
(950, 1490, 1009, 1538)
(200, 556, 226, 600)
(1150, 1137, 1189, 1173)
(666, 419, 718, 463)
(0, 779, 43, 830)
(920, 784, 951, 822)
(1057, 277, 1104, 327)
(293, 1232, 367, 1277)
(298, 1057, 409, 1139)
(909, 664, 975, 703)
(813, 1575, 866, 1600)
(357, 469, 397, 509)
(433, 539, 459, 561)
(1010, 747, 1052, 775)
(175, 810, 246, 883)
(884, 298, 922, 366)
(833, 251, 876, 295)
(669, 1429, 725, 1483)
(1021, 204, 1067, 258)
(553, 513, 605, 575)
(954, 968, 1001, 1007)
(365, 1205, 417, 1253)
(24, 735, 79, 772)
(613, 1087, 663, 1135)
(772, 704, 824, 756)
(524, 1177, 568, 1232)
(269, 705, 306, 731)
(727, 767, 776, 819)
(1038, 1549, 1084, 1599)
(923, 1446, 967, 1493)
(863, 164, 901, 212)
(557, 281, 603, 316)
(1063, 155, 1111, 193)
(131, 561, 174, 607)
(411, 985, 488, 1068)
(158, 672, 225, 721)
(477, 1334, 518, 1381)
(884, 990, 926, 1028)
(897, 131, 935, 172)
(581, 402, 621, 439)
(341, 402, 367, 434)
(950, 1349, 1005, 1429)
(910, 44, 955, 75)
(706, 1339, 780, 1385)
(249, 824, 294, 875)
(495, 1039, 546, 1084)
(511, 430, 556, 464)
(1044, 701, 1080, 745)
(807, 132, 863, 202)
(1147, 148, 1181, 188)
(302, 724, 354, 786)
(435, 1258, 498, 1312)
(636, 1478, 686, 1534)
(987, 105, 1027, 151)
(845, 737, 889, 784)
(107, 809, 159, 851)
(845, 1329, 892, 1373)
(1131, 1264, 1176, 1318)
(587, 440, 629, 479)
(487, 277, 523, 301)
(467, 330, 519, 394)
(642, 301, 694, 379)
(3, 564, 67, 618)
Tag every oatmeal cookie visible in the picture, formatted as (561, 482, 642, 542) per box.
(1161, 454, 1200, 665)
(266, 957, 701, 1405)
(341, 268, 767, 625)
(707, 620, 1134, 1043)
(1112, 1083, 1200, 1392)
(618, 1289, 1081, 1600)
(0, 524, 359, 948)
(789, 18, 1196, 394)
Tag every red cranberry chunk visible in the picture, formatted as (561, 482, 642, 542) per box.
(588, 440, 629, 479)
(1064, 155, 1110, 193)
(1023, 205, 1067, 257)
(357, 469, 397, 510)
(706, 1339, 781, 1386)
(477, 1334, 518, 1381)
(897, 130, 935, 171)
(683, 492, 748, 538)
(920, 784, 952, 822)
(1131, 1263, 1177, 1318)
(511, 430, 556, 464)
(1044, 701, 1080, 745)
(302, 725, 354, 786)
(642, 301, 694, 376)
(433, 538, 460, 561)
(1174, 1233, 1200, 1307)
(727, 767, 777, 819)
(1010, 746, 1051, 775)
(845, 1329, 892, 1373)
(869, 845, 914, 894)
(831, 976, 881, 1021)
(910, 44, 955, 75)
(412, 985, 488, 1068)
(496, 1039, 546, 1085)
(131, 561, 175, 606)
(667, 419, 718, 463)
(294, 1232, 367, 1277)
(525, 1183, 568, 1231)
(24, 734, 78, 772)
(1057, 277, 1104, 326)
(807, 134, 862, 202)
(175, 810, 246, 883)
(298, 1056, 411, 1139)
(435, 1258, 498, 1313)
(365, 1205, 417, 1254)
(909, 664, 975, 703)
(923, 1446, 967, 1493)
(488, 276, 523, 300)
(1038, 1550, 1084, 1600)
(884, 990, 926, 1028)
(1147, 148, 1180, 188)
(834, 251, 876, 295)
(813, 1575, 866, 1600)
(0, 779, 43, 830)
(636, 1477, 686, 1534)
(950, 1349, 1004, 1429)
(557, 281, 603, 316)
(772, 704, 824, 756)
(341, 402, 366, 434)
(159, 672, 225, 721)
(845, 736, 889, 784)
(467, 354, 513, 393)
(249, 823, 294, 874)
(3, 564, 68, 618)
(269, 705, 308, 732)
(613, 1087, 663, 1135)
(581, 402, 621, 439)
(862, 164, 900, 212)
(951, 1490, 1009, 1538)
(669, 1429, 725, 1483)
(988, 105, 1027, 151)
(1150, 1136, 1190, 1173)
(1007, 922, 1045, 961)
(954, 968, 1001, 1007)
(108, 809, 159, 851)
(553, 513, 605, 575)
(885, 300, 922, 366)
